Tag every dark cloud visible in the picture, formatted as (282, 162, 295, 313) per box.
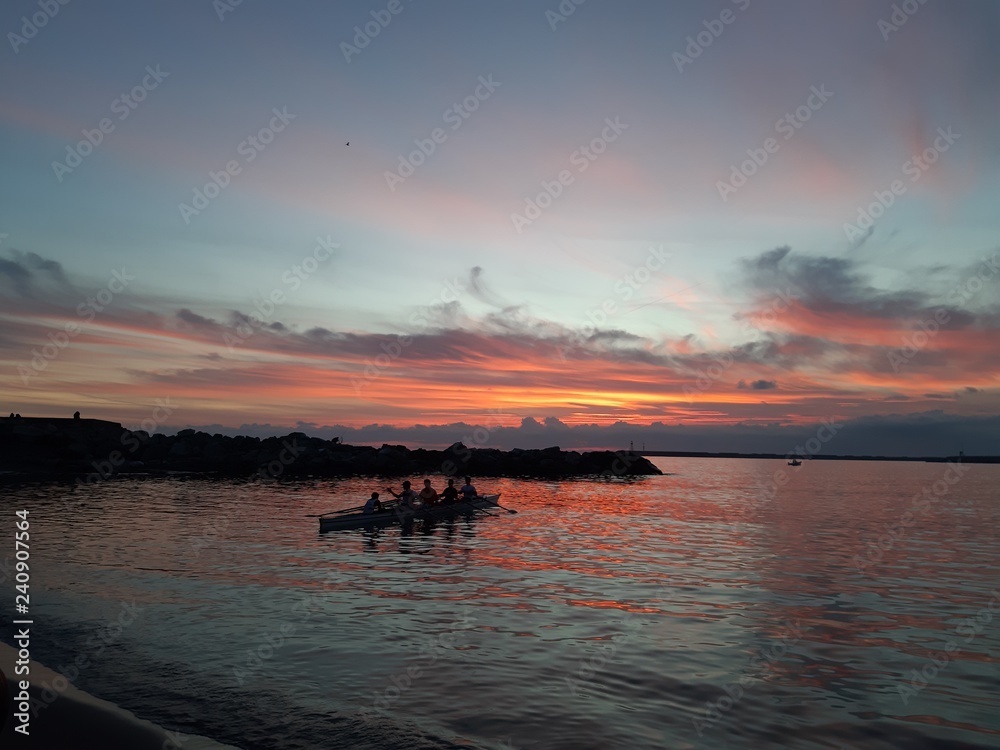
(0, 256, 33, 297)
(136, 366, 289, 388)
(304, 326, 342, 341)
(21, 251, 69, 285)
(585, 329, 643, 343)
(415, 299, 464, 328)
(176, 309, 218, 328)
(746, 246, 792, 274)
(738, 379, 778, 390)
(467, 266, 513, 310)
(0, 250, 72, 298)
(173, 411, 1000, 456)
(738, 247, 997, 334)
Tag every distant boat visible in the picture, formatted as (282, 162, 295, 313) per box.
(788, 458, 802, 466)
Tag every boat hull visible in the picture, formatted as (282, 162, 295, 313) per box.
(318, 494, 502, 531)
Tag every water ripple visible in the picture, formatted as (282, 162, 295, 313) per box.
(1, 458, 997, 749)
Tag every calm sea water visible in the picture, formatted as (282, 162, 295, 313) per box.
(2, 457, 998, 749)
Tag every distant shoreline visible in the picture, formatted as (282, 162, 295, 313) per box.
(639, 451, 998, 463)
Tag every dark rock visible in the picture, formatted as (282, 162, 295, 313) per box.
(0, 416, 663, 480)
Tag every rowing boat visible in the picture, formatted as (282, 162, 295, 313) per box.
(318, 494, 503, 531)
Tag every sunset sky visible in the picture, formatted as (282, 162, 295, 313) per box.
(1, 0, 998, 454)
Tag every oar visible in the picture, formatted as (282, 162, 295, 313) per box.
(305, 504, 365, 517)
(439, 500, 492, 518)
(466, 496, 500, 517)
(481, 494, 517, 514)
(421, 503, 448, 521)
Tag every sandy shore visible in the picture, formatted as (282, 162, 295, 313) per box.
(1, 642, 241, 749)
